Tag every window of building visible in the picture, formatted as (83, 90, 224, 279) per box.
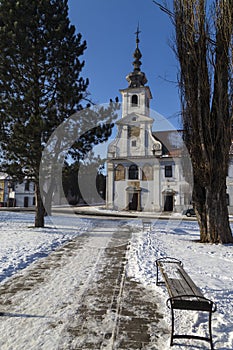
(131, 94, 138, 106)
(115, 164, 125, 181)
(165, 165, 173, 178)
(128, 164, 139, 180)
(132, 140, 137, 147)
(145, 130, 148, 148)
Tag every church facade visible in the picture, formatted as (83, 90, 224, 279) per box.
(106, 31, 233, 214)
(106, 31, 193, 213)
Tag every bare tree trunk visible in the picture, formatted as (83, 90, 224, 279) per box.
(192, 176, 207, 240)
(35, 183, 45, 228)
(205, 184, 232, 243)
(171, 0, 233, 243)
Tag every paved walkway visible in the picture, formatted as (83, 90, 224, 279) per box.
(57, 228, 165, 349)
(58, 231, 166, 350)
(0, 220, 167, 349)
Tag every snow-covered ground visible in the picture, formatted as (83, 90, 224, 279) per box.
(128, 218, 233, 349)
(0, 211, 115, 350)
(0, 211, 93, 284)
(0, 211, 232, 349)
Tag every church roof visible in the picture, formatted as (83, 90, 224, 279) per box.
(153, 130, 233, 157)
(153, 130, 185, 156)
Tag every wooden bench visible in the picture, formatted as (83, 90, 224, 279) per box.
(156, 257, 217, 349)
(142, 219, 152, 231)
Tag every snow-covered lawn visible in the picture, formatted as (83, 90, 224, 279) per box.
(0, 211, 111, 350)
(0, 211, 232, 349)
(128, 218, 233, 349)
(0, 211, 93, 284)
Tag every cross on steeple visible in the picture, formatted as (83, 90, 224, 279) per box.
(135, 23, 141, 48)
(126, 24, 147, 87)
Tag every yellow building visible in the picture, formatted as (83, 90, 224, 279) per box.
(0, 173, 9, 206)
(0, 180, 5, 203)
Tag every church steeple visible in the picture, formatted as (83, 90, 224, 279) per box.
(120, 26, 152, 119)
(126, 25, 148, 88)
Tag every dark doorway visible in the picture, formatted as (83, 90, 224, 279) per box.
(129, 193, 138, 211)
(164, 195, 173, 211)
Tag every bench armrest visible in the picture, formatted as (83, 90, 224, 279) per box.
(156, 257, 183, 266)
(156, 257, 183, 285)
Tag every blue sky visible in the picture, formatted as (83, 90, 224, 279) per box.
(68, 0, 181, 131)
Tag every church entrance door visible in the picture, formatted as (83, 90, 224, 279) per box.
(126, 185, 142, 211)
(164, 195, 173, 211)
(129, 193, 138, 211)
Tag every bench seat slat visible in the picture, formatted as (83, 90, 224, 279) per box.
(158, 261, 203, 297)
(177, 267, 204, 297)
(158, 261, 212, 311)
(166, 277, 193, 297)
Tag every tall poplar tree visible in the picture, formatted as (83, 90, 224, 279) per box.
(155, 0, 233, 243)
(0, 0, 117, 227)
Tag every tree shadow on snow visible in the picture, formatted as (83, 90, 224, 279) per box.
(0, 312, 47, 318)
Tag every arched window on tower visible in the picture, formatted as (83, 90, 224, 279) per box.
(128, 164, 139, 180)
(131, 94, 138, 107)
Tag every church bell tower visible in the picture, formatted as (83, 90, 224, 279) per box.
(106, 26, 162, 212)
(120, 25, 152, 118)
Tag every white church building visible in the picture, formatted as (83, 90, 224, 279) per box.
(106, 30, 233, 214)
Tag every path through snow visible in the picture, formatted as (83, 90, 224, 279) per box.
(0, 220, 115, 349)
(0, 217, 165, 349)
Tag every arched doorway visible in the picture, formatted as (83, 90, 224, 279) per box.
(164, 195, 173, 211)
(129, 192, 138, 210)
(126, 186, 142, 211)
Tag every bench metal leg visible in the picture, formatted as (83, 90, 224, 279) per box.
(209, 310, 214, 350)
(170, 308, 215, 350)
(170, 306, 175, 346)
